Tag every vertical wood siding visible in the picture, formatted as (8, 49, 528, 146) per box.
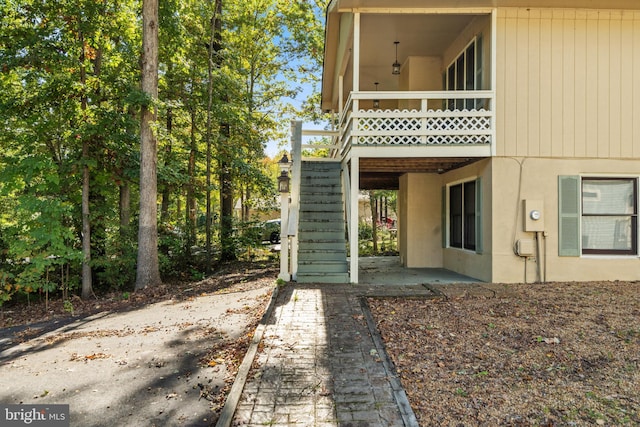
(496, 8, 640, 158)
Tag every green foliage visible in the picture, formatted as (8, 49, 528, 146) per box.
(0, 272, 17, 307)
(94, 229, 138, 292)
(358, 221, 399, 257)
(0, 0, 328, 300)
(158, 225, 188, 279)
(359, 223, 373, 241)
(63, 299, 74, 315)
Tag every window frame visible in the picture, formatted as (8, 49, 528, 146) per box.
(447, 178, 479, 252)
(444, 36, 483, 110)
(581, 177, 638, 256)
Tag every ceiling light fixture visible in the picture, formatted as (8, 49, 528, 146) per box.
(392, 41, 401, 75)
(373, 82, 379, 109)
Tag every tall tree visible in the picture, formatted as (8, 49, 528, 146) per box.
(1, 0, 141, 297)
(212, 0, 238, 264)
(136, 0, 162, 289)
(206, 0, 222, 269)
(79, 26, 93, 299)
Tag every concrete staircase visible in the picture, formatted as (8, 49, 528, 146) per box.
(296, 161, 349, 283)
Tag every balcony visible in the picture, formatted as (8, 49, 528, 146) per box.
(337, 90, 494, 158)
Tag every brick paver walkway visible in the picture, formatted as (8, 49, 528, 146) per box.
(230, 284, 424, 427)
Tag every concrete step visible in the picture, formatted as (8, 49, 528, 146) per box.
(300, 202, 344, 213)
(300, 187, 342, 200)
(296, 160, 348, 284)
(297, 240, 346, 251)
(299, 210, 344, 218)
(301, 171, 340, 179)
(300, 174, 340, 185)
(296, 272, 349, 284)
(297, 260, 348, 274)
(301, 161, 341, 170)
(298, 220, 345, 232)
(301, 169, 341, 178)
(300, 195, 342, 203)
(298, 249, 347, 261)
(300, 183, 341, 192)
(299, 230, 345, 241)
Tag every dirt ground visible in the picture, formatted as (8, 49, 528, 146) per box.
(3, 265, 639, 427)
(369, 281, 640, 427)
(0, 261, 277, 426)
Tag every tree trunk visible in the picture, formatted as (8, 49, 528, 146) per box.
(135, 0, 161, 290)
(212, 0, 236, 263)
(369, 191, 378, 254)
(219, 136, 235, 262)
(119, 183, 131, 236)
(186, 105, 197, 250)
(205, 2, 219, 273)
(79, 31, 93, 300)
(81, 145, 92, 298)
(242, 186, 250, 222)
(160, 108, 172, 223)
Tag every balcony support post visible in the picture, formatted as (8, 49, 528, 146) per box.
(353, 13, 360, 92)
(491, 8, 498, 156)
(349, 156, 359, 284)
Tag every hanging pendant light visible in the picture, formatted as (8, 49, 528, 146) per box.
(373, 82, 380, 109)
(392, 41, 401, 75)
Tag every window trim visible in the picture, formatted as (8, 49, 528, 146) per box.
(446, 177, 482, 253)
(559, 175, 639, 257)
(443, 36, 484, 110)
(581, 177, 638, 256)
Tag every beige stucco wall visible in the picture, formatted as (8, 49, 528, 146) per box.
(495, 8, 640, 158)
(398, 56, 443, 110)
(398, 173, 443, 268)
(488, 7, 640, 282)
(440, 159, 493, 282)
(490, 157, 640, 283)
(437, 157, 640, 283)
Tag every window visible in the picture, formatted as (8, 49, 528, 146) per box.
(582, 178, 637, 255)
(444, 36, 483, 110)
(448, 179, 480, 251)
(558, 176, 638, 256)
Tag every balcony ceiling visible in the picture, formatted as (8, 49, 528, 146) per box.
(358, 157, 483, 190)
(359, 14, 475, 92)
(322, 13, 479, 109)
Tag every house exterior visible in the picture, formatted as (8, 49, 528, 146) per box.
(286, 0, 640, 284)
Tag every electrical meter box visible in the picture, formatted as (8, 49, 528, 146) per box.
(516, 239, 535, 257)
(523, 199, 544, 232)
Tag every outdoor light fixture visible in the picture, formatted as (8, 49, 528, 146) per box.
(373, 82, 380, 109)
(392, 41, 401, 75)
(277, 154, 290, 193)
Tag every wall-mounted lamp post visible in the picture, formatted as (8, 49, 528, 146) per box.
(277, 154, 291, 281)
(277, 154, 291, 193)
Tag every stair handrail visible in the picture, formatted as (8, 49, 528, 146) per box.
(342, 163, 351, 252)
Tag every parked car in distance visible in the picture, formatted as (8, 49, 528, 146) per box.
(261, 219, 281, 244)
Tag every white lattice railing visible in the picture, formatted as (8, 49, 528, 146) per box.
(338, 90, 494, 154)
